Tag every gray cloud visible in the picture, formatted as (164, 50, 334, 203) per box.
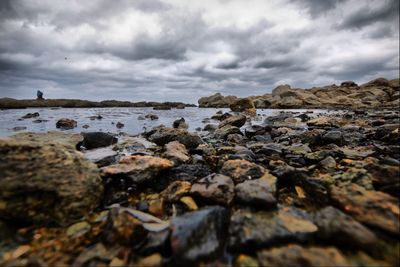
(0, 0, 398, 103)
(338, 0, 399, 29)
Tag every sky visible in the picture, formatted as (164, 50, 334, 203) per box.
(0, 0, 399, 103)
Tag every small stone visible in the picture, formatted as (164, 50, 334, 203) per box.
(66, 221, 91, 237)
(173, 118, 189, 129)
(145, 113, 159, 120)
(161, 180, 192, 202)
(221, 159, 265, 184)
(235, 178, 277, 208)
(164, 141, 191, 164)
(21, 112, 39, 119)
(56, 118, 77, 129)
(190, 174, 235, 206)
(116, 122, 124, 128)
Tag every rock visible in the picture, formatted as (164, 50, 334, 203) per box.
(79, 132, 118, 150)
(211, 112, 232, 121)
(285, 143, 312, 155)
(173, 118, 188, 129)
(235, 255, 259, 267)
(341, 81, 358, 87)
(307, 117, 338, 128)
(213, 125, 242, 140)
(153, 104, 171, 110)
(56, 118, 77, 129)
(253, 98, 271, 108)
(221, 159, 266, 184)
(244, 125, 266, 138)
(103, 208, 148, 246)
(12, 126, 27, 131)
(147, 127, 202, 149)
(321, 130, 344, 146)
(362, 77, 390, 87)
(218, 114, 246, 128)
(89, 115, 103, 120)
(190, 174, 235, 206)
(230, 98, 256, 114)
(161, 181, 191, 202)
(116, 122, 124, 129)
(0, 139, 103, 225)
(145, 113, 159, 120)
(10, 131, 83, 149)
(258, 143, 284, 156)
(272, 84, 291, 95)
(229, 207, 318, 249)
(203, 124, 218, 132)
(170, 206, 229, 264)
(101, 155, 174, 184)
(314, 206, 378, 249)
(257, 245, 351, 267)
(169, 163, 211, 182)
(235, 178, 277, 208)
(82, 124, 90, 129)
(319, 156, 336, 171)
(330, 184, 400, 234)
(198, 93, 237, 108)
(21, 112, 39, 119)
(164, 141, 191, 164)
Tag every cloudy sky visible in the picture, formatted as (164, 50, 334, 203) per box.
(0, 0, 398, 103)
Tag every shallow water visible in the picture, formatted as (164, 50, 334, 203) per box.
(0, 107, 330, 137)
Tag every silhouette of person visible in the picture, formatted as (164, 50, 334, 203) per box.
(37, 90, 44, 100)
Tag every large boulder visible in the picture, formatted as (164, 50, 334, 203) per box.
(198, 93, 237, 108)
(271, 84, 291, 95)
(0, 139, 103, 225)
(229, 98, 256, 114)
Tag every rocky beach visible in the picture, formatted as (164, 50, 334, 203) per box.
(0, 77, 399, 266)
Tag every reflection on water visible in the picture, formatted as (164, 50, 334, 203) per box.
(0, 107, 330, 137)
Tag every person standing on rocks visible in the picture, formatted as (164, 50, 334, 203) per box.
(37, 90, 44, 100)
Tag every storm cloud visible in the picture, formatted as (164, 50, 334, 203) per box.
(0, 0, 398, 103)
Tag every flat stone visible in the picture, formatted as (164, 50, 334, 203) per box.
(220, 159, 266, 184)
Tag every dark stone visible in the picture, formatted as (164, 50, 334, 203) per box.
(22, 112, 40, 119)
(170, 206, 229, 264)
(147, 127, 202, 149)
(56, 118, 77, 129)
(190, 174, 235, 206)
(80, 132, 118, 150)
(219, 114, 246, 128)
(244, 125, 266, 138)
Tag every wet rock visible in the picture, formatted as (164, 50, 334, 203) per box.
(258, 143, 284, 156)
(32, 119, 48, 123)
(218, 114, 246, 128)
(56, 118, 77, 129)
(10, 131, 83, 149)
(145, 113, 159, 120)
(89, 115, 103, 120)
(229, 207, 318, 249)
(116, 122, 124, 129)
(170, 206, 229, 264)
(147, 127, 202, 149)
(257, 245, 351, 267)
(82, 124, 90, 129)
(173, 118, 188, 129)
(226, 133, 245, 144)
(190, 174, 234, 205)
(101, 155, 174, 184)
(0, 139, 103, 225)
(79, 132, 118, 150)
(213, 125, 242, 140)
(235, 178, 277, 208)
(230, 98, 256, 114)
(21, 112, 39, 119)
(244, 125, 266, 139)
(164, 141, 191, 164)
(221, 159, 265, 184)
(314, 206, 378, 249)
(330, 184, 400, 234)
